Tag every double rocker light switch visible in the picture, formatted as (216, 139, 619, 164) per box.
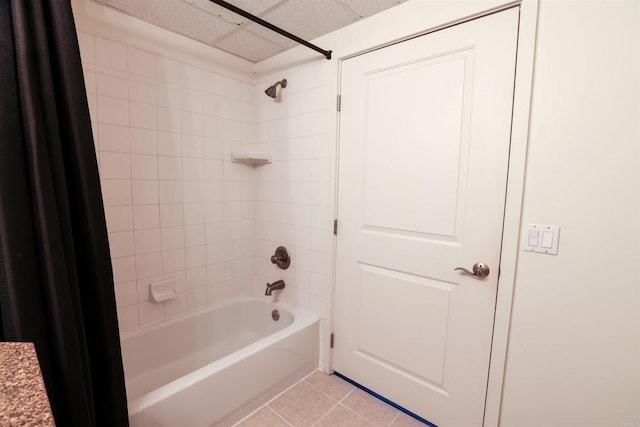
(523, 224, 560, 255)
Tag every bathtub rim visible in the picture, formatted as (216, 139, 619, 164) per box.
(122, 296, 319, 415)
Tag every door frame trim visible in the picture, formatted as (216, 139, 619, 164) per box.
(483, 1, 539, 425)
(329, 2, 539, 426)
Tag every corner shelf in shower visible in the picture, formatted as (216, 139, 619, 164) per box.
(230, 153, 272, 166)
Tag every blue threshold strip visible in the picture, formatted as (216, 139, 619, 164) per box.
(333, 371, 438, 427)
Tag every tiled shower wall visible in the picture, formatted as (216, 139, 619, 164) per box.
(78, 32, 256, 333)
(253, 62, 334, 362)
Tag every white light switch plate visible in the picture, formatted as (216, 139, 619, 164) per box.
(523, 224, 560, 255)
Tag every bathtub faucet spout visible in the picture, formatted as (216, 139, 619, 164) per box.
(265, 280, 285, 296)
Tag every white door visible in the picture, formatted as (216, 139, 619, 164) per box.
(333, 8, 519, 426)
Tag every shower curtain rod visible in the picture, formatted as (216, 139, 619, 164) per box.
(209, 0, 332, 60)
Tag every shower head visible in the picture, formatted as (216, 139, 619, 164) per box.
(265, 79, 287, 98)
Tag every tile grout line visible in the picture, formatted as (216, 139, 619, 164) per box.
(308, 400, 341, 427)
(389, 411, 401, 426)
(232, 370, 320, 425)
(265, 404, 295, 427)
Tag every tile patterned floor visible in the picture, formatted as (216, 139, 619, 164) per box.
(234, 370, 427, 427)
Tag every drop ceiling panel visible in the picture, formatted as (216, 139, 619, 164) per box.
(337, 0, 405, 18)
(185, 0, 283, 25)
(260, 0, 359, 42)
(92, 0, 407, 62)
(103, 0, 237, 43)
(214, 28, 285, 62)
(243, 23, 298, 50)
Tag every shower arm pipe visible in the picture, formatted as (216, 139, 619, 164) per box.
(209, 0, 332, 60)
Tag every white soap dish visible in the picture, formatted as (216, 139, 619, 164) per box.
(230, 153, 271, 166)
(149, 278, 177, 303)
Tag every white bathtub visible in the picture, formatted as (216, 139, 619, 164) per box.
(121, 297, 319, 427)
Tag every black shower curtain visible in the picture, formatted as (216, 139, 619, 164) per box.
(0, 1, 128, 426)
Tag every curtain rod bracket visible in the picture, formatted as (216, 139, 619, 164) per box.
(210, 0, 333, 60)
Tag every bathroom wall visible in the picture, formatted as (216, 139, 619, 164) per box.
(252, 62, 334, 365)
(499, 1, 639, 425)
(255, 0, 640, 424)
(72, 0, 639, 423)
(75, 3, 257, 333)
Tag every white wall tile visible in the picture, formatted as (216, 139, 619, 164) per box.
(139, 301, 164, 326)
(96, 69, 128, 99)
(159, 180, 183, 204)
(161, 226, 185, 251)
(131, 154, 158, 180)
(105, 206, 133, 232)
(203, 71, 217, 94)
(186, 266, 207, 289)
(129, 180, 157, 206)
(160, 204, 184, 227)
(185, 246, 206, 269)
(112, 256, 136, 282)
(157, 107, 181, 133)
(87, 93, 98, 122)
(101, 179, 132, 206)
(182, 135, 203, 158)
(136, 252, 162, 278)
(206, 243, 224, 265)
(91, 32, 280, 333)
(100, 152, 130, 179)
(203, 137, 224, 159)
(311, 182, 329, 206)
(156, 57, 181, 85)
(158, 156, 182, 180)
(183, 181, 204, 203)
(117, 305, 139, 333)
(114, 280, 137, 308)
(181, 111, 203, 136)
(95, 37, 127, 72)
(184, 203, 205, 225)
(164, 293, 187, 318)
(184, 224, 205, 247)
(182, 158, 203, 180)
(162, 249, 185, 273)
(129, 77, 156, 104)
(157, 83, 181, 109)
(206, 222, 224, 244)
(77, 32, 95, 64)
(181, 90, 203, 113)
(187, 287, 208, 311)
(206, 262, 225, 285)
(134, 229, 161, 255)
(133, 205, 160, 230)
(109, 231, 134, 259)
(128, 47, 156, 79)
(311, 206, 329, 230)
(181, 64, 203, 91)
(205, 202, 224, 223)
(84, 66, 97, 94)
(130, 128, 157, 155)
(165, 270, 186, 293)
(157, 132, 182, 156)
(99, 124, 129, 153)
(204, 160, 224, 181)
(130, 101, 157, 130)
(97, 95, 129, 126)
(136, 275, 162, 303)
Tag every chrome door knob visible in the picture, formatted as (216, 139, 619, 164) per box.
(454, 262, 490, 279)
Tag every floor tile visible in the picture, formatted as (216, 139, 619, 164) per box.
(269, 380, 337, 427)
(237, 407, 289, 427)
(390, 412, 428, 426)
(304, 371, 355, 401)
(314, 403, 374, 427)
(342, 388, 400, 426)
